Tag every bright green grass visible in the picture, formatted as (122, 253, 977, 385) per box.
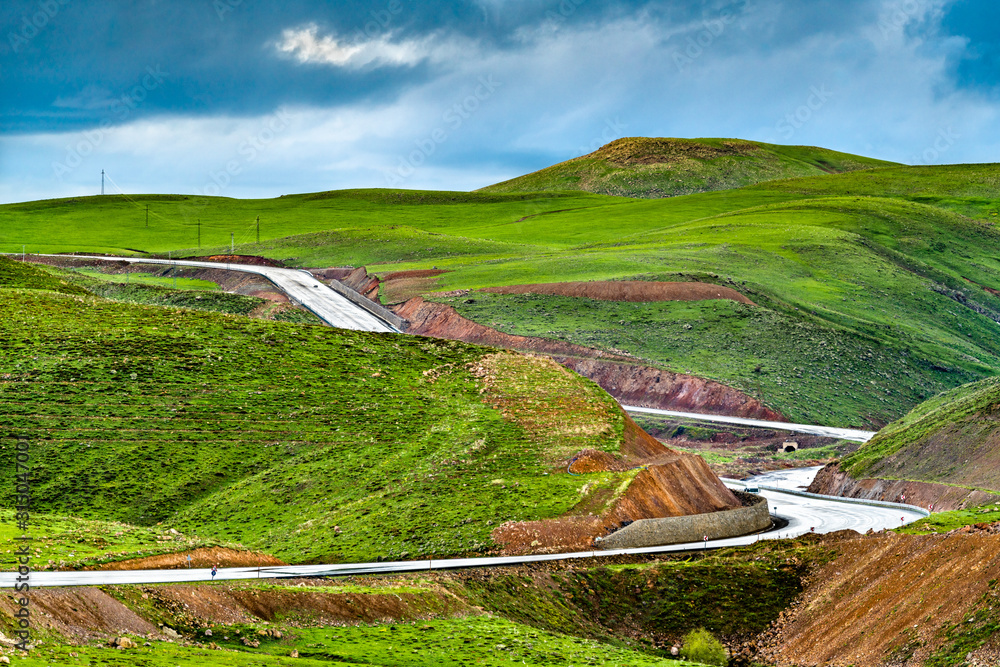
(3, 164, 1000, 426)
(436, 291, 984, 426)
(896, 505, 1000, 535)
(71, 267, 220, 291)
(0, 510, 235, 570)
(0, 259, 631, 564)
(12, 617, 692, 666)
(0, 189, 622, 256)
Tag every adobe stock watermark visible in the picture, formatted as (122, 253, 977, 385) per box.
(576, 117, 628, 156)
(7, 0, 70, 53)
(877, 0, 925, 40)
(910, 127, 959, 165)
(196, 107, 296, 196)
(51, 65, 170, 179)
(775, 85, 833, 141)
(12, 437, 33, 652)
(384, 75, 502, 186)
(672, 0, 750, 73)
(543, 0, 587, 27)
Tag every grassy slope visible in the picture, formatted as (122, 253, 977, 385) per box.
(841, 375, 1000, 486)
(0, 259, 634, 564)
(3, 163, 1000, 425)
(478, 137, 898, 198)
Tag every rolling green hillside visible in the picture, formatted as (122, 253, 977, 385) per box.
(2, 158, 1000, 426)
(841, 376, 1000, 490)
(477, 137, 898, 198)
(0, 258, 637, 564)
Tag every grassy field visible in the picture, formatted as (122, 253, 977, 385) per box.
(11, 618, 693, 666)
(0, 258, 635, 565)
(2, 159, 1000, 427)
(478, 137, 898, 198)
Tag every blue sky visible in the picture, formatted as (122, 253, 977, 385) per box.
(1, 0, 998, 203)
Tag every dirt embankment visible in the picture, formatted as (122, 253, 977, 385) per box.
(849, 417, 1000, 493)
(482, 280, 756, 305)
(392, 296, 632, 361)
(557, 357, 784, 420)
(313, 266, 381, 300)
(807, 462, 1000, 511)
(753, 529, 1000, 667)
(83, 547, 286, 571)
(393, 297, 783, 419)
(0, 578, 471, 644)
(492, 413, 742, 555)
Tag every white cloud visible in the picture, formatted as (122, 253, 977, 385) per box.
(274, 23, 472, 69)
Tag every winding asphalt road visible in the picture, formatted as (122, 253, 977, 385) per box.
(4, 254, 904, 587)
(1, 468, 926, 587)
(622, 406, 877, 442)
(30, 254, 400, 333)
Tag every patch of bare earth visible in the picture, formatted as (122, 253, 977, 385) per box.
(754, 530, 1000, 667)
(0, 588, 156, 642)
(84, 547, 285, 571)
(808, 462, 1000, 512)
(482, 280, 755, 305)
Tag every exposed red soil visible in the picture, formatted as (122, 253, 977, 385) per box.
(0, 588, 157, 641)
(82, 547, 285, 571)
(494, 412, 741, 555)
(143, 581, 470, 627)
(0, 578, 473, 645)
(482, 280, 755, 305)
(606, 455, 741, 525)
(754, 530, 1000, 667)
(569, 449, 633, 473)
(848, 416, 1000, 493)
(808, 462, 1000, 511)
(558, 357, 785, 420)
(393, 297, 632, 361)
(491, 516, 605, 554)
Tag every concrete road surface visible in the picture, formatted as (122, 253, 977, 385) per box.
(31, 254, 399, 333)
(623, 406, 876, 442)
(1, 468, 926, 587)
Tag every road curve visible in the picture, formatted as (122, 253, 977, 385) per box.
(0, 468, 926, 587)
(29, 254, 399, 333)
(622, 406, 876, 443)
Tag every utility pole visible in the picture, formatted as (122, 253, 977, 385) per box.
(101, 170, 105, 195)
(145, 205, 149, 228)
(256, 215, 260, 244)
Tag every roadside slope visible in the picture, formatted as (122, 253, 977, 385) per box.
(810, 377, 1000, 508)
(0, 257, 740, 566)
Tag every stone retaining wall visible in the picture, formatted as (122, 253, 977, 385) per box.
(599, 491, 771, 549)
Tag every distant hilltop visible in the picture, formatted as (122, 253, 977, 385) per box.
(478, 137, 899, 198)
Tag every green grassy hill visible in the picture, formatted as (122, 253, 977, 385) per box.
(3, 157, 1000, 427)
(840, 376, 1000, 491)
(477, 137, 898, 198)
(0, 258, 641, 565)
